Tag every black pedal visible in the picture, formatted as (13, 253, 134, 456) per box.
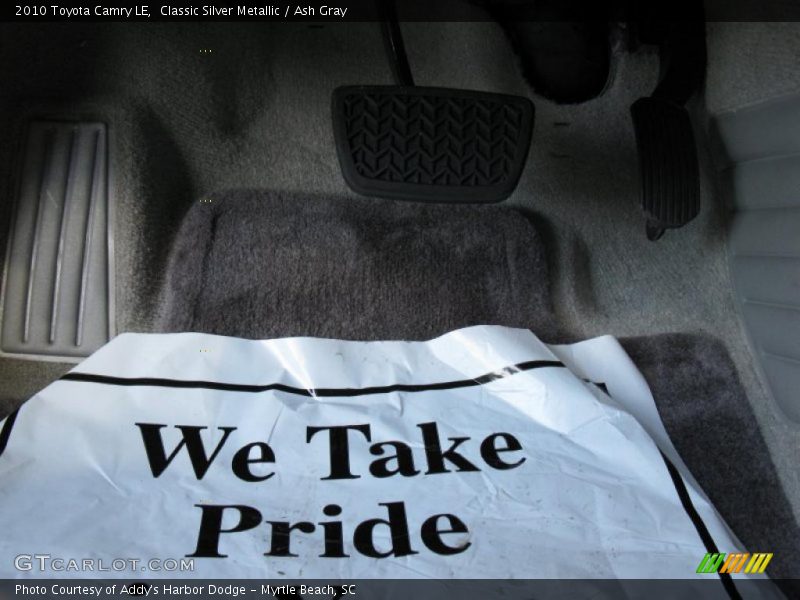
(332, 86, 534, 203)
(631, 97, 700, 241)
(629, 9, 705, 241)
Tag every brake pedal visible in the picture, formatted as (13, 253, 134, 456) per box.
(332, 86, 534, 203)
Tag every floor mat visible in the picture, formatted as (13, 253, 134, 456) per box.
(159, 190, 555, 341)
(159, 194, 798, 581)
(623, 334, 799, 585)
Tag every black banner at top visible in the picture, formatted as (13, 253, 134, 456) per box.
(5, 0, 800, 23)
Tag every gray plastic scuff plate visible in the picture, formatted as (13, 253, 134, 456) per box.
(1, 121, 114, 361)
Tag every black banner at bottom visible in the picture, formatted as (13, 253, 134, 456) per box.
(0, 579, 795, 600)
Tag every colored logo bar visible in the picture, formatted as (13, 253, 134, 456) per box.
(696, 552, 773, 574)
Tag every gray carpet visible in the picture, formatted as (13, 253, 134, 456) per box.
(159, 191, 555, 341)
(622, 334, 799, 584)
(706, 22, 800, 114)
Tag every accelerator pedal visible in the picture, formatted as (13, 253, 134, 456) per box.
(332, 86, 534, 203)
(629, 10, 705, 241)
(0, 121, 114, 361)
(631, 97, 700, 241)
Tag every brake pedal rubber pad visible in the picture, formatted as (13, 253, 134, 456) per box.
(332, 86, 534, 203)
(0, 121, 114, 360)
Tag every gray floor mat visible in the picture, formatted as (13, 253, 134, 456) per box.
(159, 191, 555, 341)
(622, 334, 799, 583)
(159, 191, 798, 580)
